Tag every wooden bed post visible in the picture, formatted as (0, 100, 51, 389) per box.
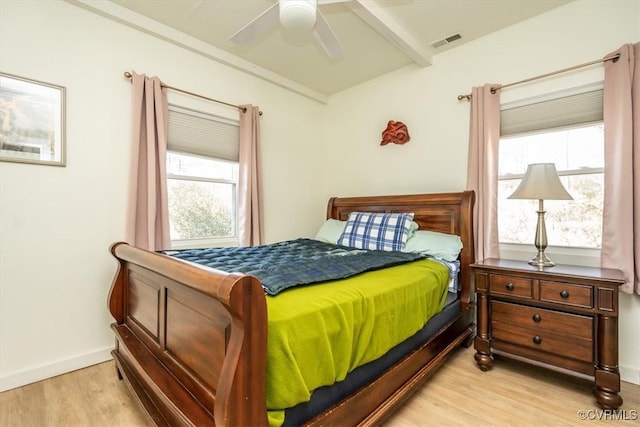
(214, 275, 268, 427)
(108, 242, 128, 324)
(457, 190, 475, 310)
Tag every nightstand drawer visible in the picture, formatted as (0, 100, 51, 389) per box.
(492, 320, 593, 362)
(540, 281, 593, 308)
(489, 274, 533, 299)
(491, 301, 593, 339)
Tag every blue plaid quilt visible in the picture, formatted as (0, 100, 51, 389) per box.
(162, 238, 427, 296)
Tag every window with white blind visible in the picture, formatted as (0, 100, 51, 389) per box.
(166, 105, 240, 248)
(498, 85, 604, 250)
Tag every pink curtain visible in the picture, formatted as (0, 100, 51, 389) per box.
(125, 72, 171, 251)
(466, 84, 501, 262)
(238, 105, 264, 246)
(602, 43, 640, 295)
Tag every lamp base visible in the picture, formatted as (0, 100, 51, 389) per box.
(527, 201, 555, 268)
(528, 251, 555, 268)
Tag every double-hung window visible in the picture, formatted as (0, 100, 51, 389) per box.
(166, 105, 240, 249)
(497, 86, 604, 253)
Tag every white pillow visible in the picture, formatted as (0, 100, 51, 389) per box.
(402, 230, 463, 262)
(314, 219, 346, 244)
(408, 220, 419, 237)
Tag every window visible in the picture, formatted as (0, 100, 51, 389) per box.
(166, 105, 239, 248)
(167, 152, 238, 244)
(498, 86, 604, 250)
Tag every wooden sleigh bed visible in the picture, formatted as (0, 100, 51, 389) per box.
(107, 191, 476, 426)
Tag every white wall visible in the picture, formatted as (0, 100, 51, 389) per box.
(2, 0, 639, 392)
(0, 0, 326, 391)
(323, 0, 640, 384)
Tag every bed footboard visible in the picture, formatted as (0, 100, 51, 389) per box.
(108, 242, 268, 427)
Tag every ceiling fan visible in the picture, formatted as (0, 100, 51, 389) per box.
(229, 0, 348, 58)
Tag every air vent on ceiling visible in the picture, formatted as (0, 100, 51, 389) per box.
(430, 33, 462, 49)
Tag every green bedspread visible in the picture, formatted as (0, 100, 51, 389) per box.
(265, 258, 450, 426)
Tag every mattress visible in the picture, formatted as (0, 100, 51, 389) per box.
(283, 291, 460, 426)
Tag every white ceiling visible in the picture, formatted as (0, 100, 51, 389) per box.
(88, 0, 571, 97)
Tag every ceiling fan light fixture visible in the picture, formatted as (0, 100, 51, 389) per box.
(279, 0, 317, 31)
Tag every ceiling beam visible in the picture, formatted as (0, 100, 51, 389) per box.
(346, 0, 433, 67)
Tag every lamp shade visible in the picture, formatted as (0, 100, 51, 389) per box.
(279, 0, 317, 31)
(508, 163, 573, 200)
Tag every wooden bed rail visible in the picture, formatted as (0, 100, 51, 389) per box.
(108, 242, 268, 426)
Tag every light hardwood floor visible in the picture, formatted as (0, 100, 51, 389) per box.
(1, 346, 638, 426)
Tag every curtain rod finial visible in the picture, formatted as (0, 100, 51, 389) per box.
(124, 71, 132, 80)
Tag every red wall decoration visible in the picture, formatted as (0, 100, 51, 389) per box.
(380, 120, 410, 146)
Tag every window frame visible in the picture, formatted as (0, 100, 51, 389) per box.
(497, 84, 605, 265)
(167, 152, 240, 249)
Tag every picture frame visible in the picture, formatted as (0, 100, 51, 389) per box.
(0, 72, 66, 166)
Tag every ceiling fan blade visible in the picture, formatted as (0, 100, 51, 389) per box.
(230, 3, 280, 45)
(318, 0, 350, 4)
(313, 10, 345, 58)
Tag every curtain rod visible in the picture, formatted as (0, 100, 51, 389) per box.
(123, 71, 263, 115)
(457, 53, 621, 101)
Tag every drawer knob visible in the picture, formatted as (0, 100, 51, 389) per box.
(532, 314, 541, 322)
(506, 283, 515, 291)
(533, 335, 542, 345)
(560, 290, 570, 299)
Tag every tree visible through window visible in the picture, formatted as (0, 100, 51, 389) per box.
(167, 152, 237, 243)
(498, 123, 604, 249)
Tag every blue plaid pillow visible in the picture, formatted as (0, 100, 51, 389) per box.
(337, 212, 414, 251)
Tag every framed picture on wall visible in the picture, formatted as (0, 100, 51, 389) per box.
(0, 72, 66, 166)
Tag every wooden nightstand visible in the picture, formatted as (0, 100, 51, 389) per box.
(472, 258, 625, 410)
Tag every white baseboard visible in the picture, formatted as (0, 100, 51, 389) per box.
(620, 365, 640, 385)
(0, 347, 113, 392)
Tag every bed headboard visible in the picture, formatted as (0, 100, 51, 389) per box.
(326, 191, 475, 307)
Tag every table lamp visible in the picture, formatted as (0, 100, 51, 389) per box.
(508, 163, 573, 267)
